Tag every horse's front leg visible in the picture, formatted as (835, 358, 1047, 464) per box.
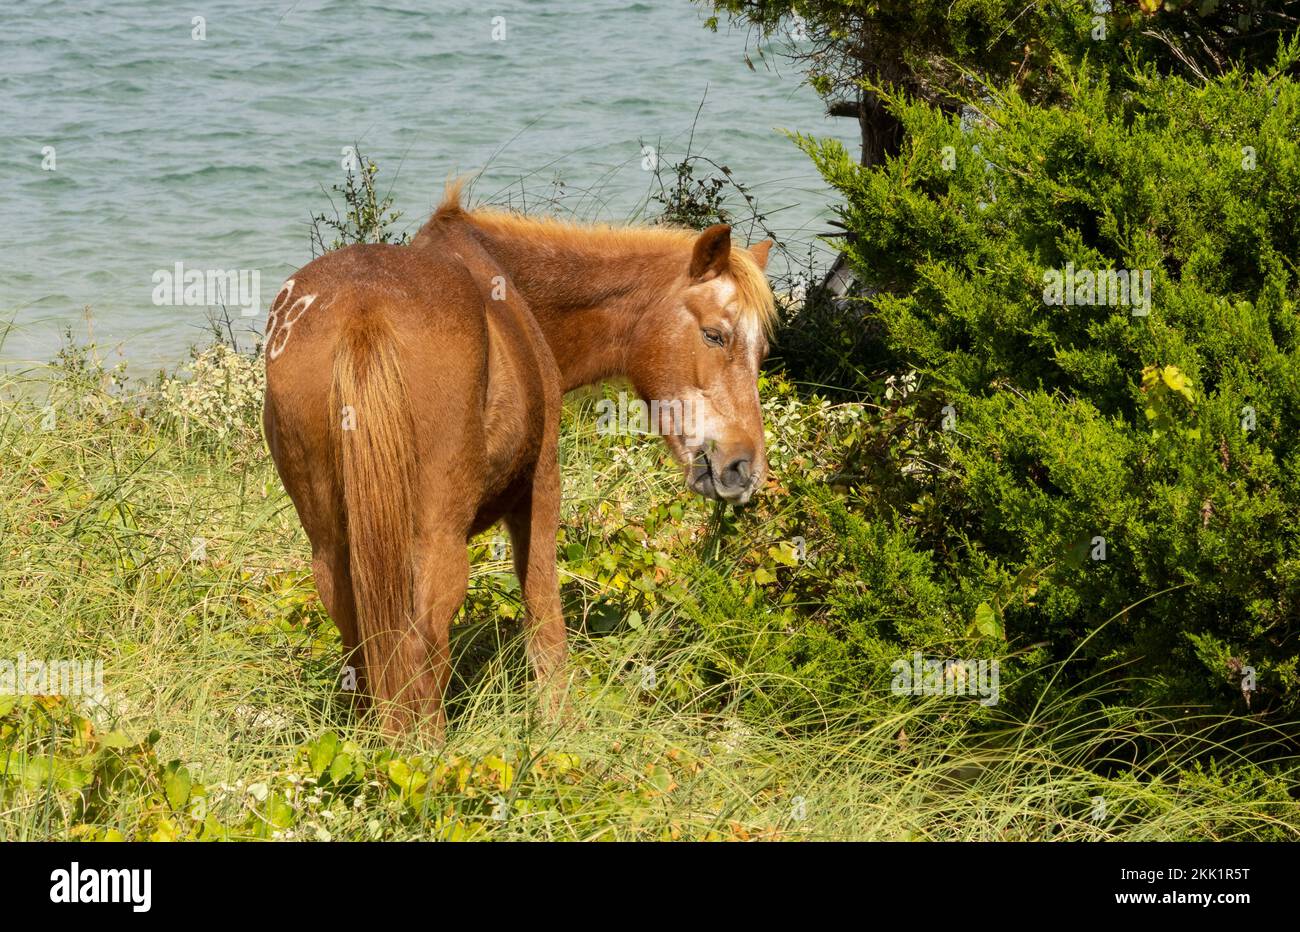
(505, 451, 568, 718)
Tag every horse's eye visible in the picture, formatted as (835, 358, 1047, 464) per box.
(702, 328, 725, 347)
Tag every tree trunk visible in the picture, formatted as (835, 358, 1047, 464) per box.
(858, 89, 904, 169)
(820, 32, 908, 299)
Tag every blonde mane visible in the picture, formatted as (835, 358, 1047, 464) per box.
(429, 180, 777, 336)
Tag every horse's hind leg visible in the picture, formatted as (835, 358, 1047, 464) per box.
(270, 433, 369, 703)
(399, 533, 471, 739)
(310, 542, 367, 701)
(505, 455, 568, 717)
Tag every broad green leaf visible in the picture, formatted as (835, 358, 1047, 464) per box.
(163, 760, 192, 810)
(974, 601, 1004, 640)
(330, 751, 354, 784)
(308, 731, 339, 776)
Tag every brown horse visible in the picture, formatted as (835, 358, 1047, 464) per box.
(262, 183, 775, 736)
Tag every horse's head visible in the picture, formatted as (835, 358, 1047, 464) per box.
(632, 224, 775, 505)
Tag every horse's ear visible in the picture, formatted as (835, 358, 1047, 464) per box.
(689, 224, 732, 281)
(749, 239, 774, 271)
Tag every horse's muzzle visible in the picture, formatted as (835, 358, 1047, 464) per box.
(688, 448, 759, 505)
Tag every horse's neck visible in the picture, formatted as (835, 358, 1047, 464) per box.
(459, 224, 683, 392)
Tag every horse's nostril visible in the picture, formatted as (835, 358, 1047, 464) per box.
(723, 457, 751, 488)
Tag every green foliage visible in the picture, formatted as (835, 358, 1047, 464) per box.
(4, 342, 1294, 840)
(6, 123, 1299, 840)
(705, 0, 1299, 114)
(653, 156, 733, 230)
(790, 45, 1300, 725)
(309, 145, 409, 255)
(155, 344, 266, 454)
(647, 118, 786, 245)
(706, 0, 1091, 99)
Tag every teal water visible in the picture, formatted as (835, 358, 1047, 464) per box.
(1, 0, 855, 367)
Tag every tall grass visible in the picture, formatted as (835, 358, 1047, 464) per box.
(1, 339, 1295, 841)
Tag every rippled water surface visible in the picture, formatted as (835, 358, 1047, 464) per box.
(1, 0, 855, 366)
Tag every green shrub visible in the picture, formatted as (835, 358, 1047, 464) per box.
(785, 43, 1300, 728)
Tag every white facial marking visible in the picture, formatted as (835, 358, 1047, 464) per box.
(698, 276, 764, 367)
(740, 313, 762, 369)
(679, 388, 728, 452)
(705, 276, 737, 309)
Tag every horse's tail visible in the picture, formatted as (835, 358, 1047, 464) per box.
(330, 316, 418, 719)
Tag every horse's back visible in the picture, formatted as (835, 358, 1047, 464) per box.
(265, 242, 489, 369)
(263, 240, 554, 539)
